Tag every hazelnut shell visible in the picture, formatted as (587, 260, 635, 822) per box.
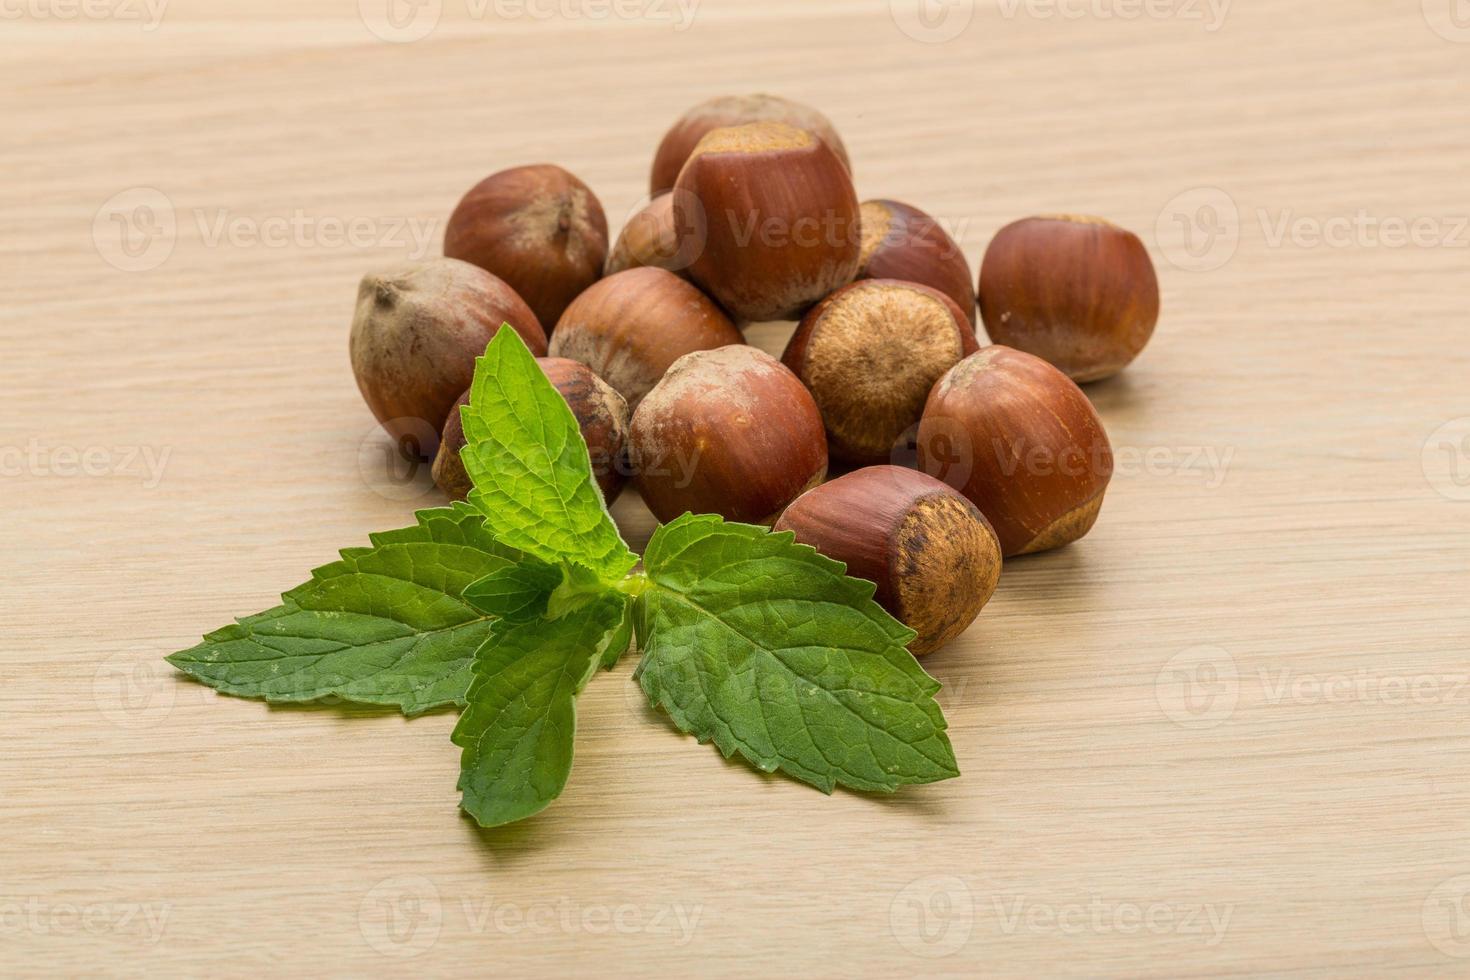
(978, 215, 1160, 383)
(629, 346, 828, 525)
(783, 279, 979, 465)
(650, 93, 851, 196)
(548, 267, 743, 409)
(673, 122, 861, 323)
(444, 163, 609, 331)
(432, 358, 630, 505)
(775, 466, 1002, 655)
(349, 258, 546, 459)
(858, 199, 977, 326)
(916, 345, 1113, 557)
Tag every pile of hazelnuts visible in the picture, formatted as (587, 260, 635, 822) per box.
(349, 94, 1160, 656)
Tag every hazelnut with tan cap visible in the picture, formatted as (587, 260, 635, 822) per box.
(776, 466, 1002, 655)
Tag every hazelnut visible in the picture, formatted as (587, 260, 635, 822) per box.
(978, 215, 1160, 383)
(629, 346, 827, 525)
(775, 466, 1002, 655)
(349, 258, 546, 460)
(673, 122, 861, 323)
(606, 193, 698, 277)
(916, 346, 1113, 557)
(444, 164, 609, 331)
(432, 358, 630, 505)
(782, 279, 978, 464)
(858, 199, 977, 326)
(650, 93, 851, 196)
(548, 267, 743, 409)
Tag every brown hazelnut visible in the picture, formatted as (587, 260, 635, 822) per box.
(858, 199, 977, 326)
(673, 122, 861, 323)
(629, 346, 827, 525)
(444, 164, 609, 331)
(782, 279, 979, 464)
(978, 215, 1160, 383)
(349, 258, 546, 460)
(916, 346, 1113, 557)
(606, 193, 699, 277)
(548, 267, 743, 409)
(775, 466, 1002, 655)
(433, 358, 630, 505)
(650, 93, 851, 196)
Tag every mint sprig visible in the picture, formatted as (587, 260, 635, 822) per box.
(167, 504, 516, 716)
(169, 326, 960, 829)
(453, 592, 629, 828)
(635, 514, 959, 793)
(459, 332, 637, 585)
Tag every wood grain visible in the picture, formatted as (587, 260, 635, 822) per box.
(4, 1, 1470, 975)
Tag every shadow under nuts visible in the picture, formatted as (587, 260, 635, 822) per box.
(548, 267, 743, 409)
(783, 279, 979, 465)
(350, 258, 546, 460)
(978, 215, 1159, 383)
(434, 357, 629, 505)
(673, 122, 861, 324)
(630, 346, 828, 525)
(775, 466, 1002, 655)
(445, 163, 609, 332)
(917, 346, 1113, 557)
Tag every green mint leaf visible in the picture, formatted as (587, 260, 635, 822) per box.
(464, 559, 562, 623)
(600, 605, 635, 671)
(167, 504, 517, 716)
(459, 328, 637, 584)
(453, 591, 629, 828)
(635, 514, 960, 794)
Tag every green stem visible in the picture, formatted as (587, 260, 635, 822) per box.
(616, 571, 650, 599)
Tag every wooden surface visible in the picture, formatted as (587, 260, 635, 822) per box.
(5, 1, 1470, 975)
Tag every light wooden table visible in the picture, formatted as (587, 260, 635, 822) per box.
(5, 1, 1470, 975)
